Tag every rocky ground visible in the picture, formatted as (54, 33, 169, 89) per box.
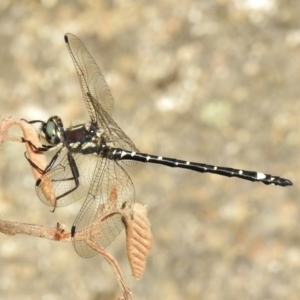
(0, 1, 300, 299)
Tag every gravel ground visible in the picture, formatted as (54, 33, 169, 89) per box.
(0, 1, 300, 300)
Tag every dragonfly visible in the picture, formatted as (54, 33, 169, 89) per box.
(23, 33, 292, 258)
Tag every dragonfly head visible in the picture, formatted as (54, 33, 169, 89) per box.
(41, 116, 64, 145)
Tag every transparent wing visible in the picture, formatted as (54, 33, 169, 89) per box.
(64, 33, 113, 119)
(36, 152, 100, 207)
(64, 33, 138, 153)
(72, 158, 135, 258)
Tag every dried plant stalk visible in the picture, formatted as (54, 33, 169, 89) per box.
(0, 220, 71, 241)
(2, 218, 132, 299)
(86, 239, 133, 300)
(122, 203, 153, 280)
(0, 218, 131, 300)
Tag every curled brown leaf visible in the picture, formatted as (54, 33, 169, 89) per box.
(0, 117, 56, 206)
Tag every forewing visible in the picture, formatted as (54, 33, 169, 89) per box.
(64, 33, 113, 119)
(36, 152, 99, 208)
(72, 159, 135, 258)
(64, 33, 139, 153)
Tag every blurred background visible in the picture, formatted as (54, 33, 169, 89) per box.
(0, 1, 300, 299)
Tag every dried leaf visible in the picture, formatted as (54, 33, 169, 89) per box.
(122, 203, 153, 280)
(0, 117, 56, 205)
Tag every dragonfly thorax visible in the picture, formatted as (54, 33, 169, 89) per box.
(41, 116, 64, 145)
(64, 122, 106, 154)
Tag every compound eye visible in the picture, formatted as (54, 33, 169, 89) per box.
(44, 118, 61, 144)
(45, 121, 56, 138)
